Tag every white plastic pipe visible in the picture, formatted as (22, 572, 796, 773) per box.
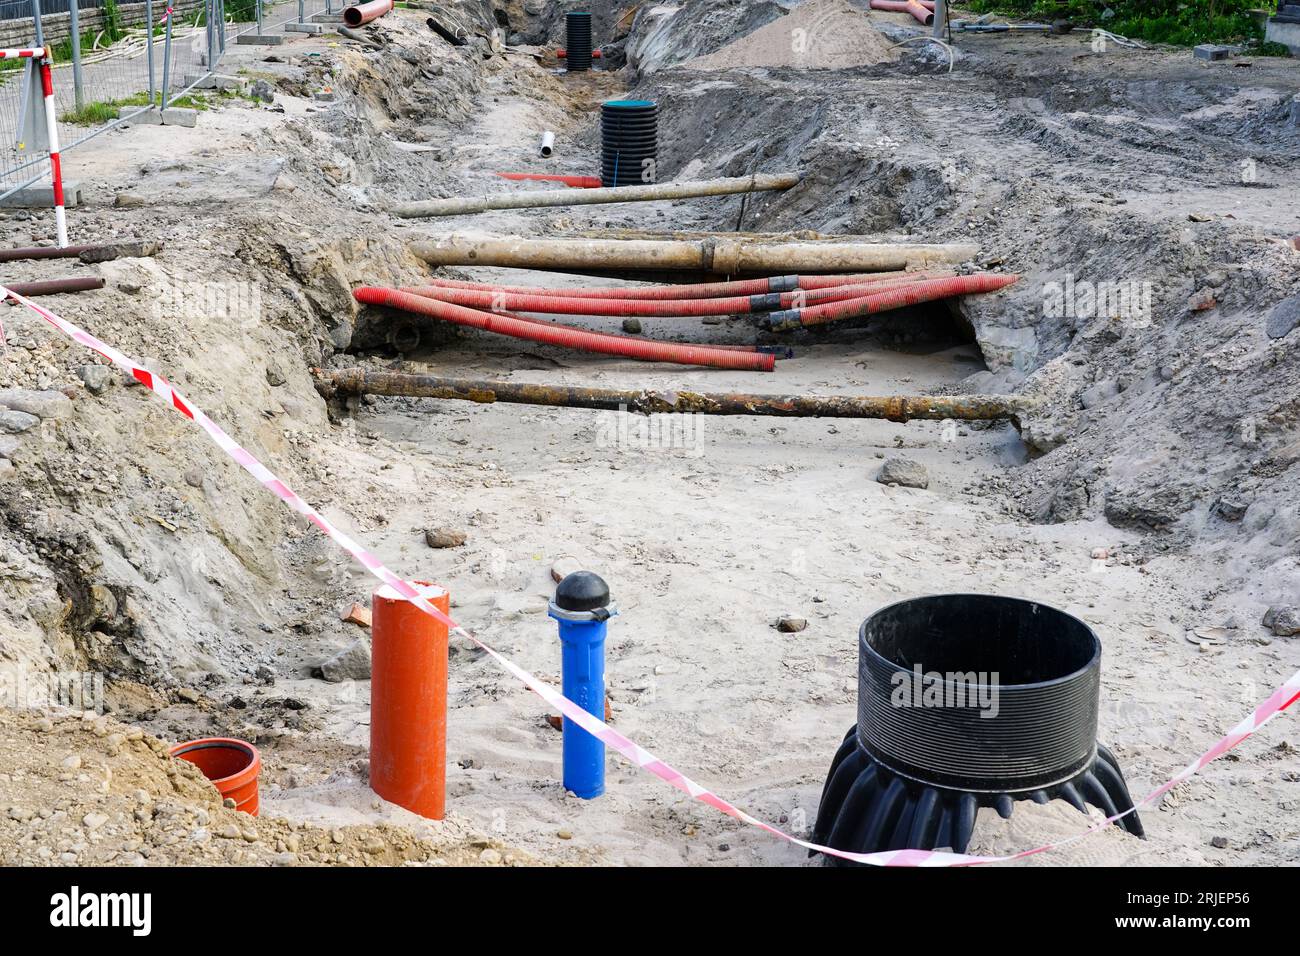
(540, 131, 555, 158)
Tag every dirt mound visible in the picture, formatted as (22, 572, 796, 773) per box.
(0, 708, 525, 866)
(628, 0, 793, 74)
(686, 0, 899, 71)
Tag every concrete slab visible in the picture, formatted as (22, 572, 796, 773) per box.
(309, 12, 343, 23)
(123, 109, 165, 125)
(1266, 17, 1300, 56)
(1193, 44, 1231, 61)
(236, 34, 285, 46)
(184, 73, 243, 90)
(120, 108, 198, 127)
(161, 108, 199, 128)
(284, 22, 325, 33)
(0, 181, 83, 208)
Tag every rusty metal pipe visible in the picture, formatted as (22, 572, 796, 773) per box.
(0, 244, 96, 262)
(317, 369, 1027, 423)
(2, 276, 105, 297)
(0, 241, 159, 263)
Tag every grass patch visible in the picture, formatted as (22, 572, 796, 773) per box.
(958, 0, 1277, 47)
(59, 91, 209, 125)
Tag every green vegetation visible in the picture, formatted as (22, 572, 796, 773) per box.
(100, 0, 126, 43)
(59, 90, 209, 125)
(960, 0, 1277, 47)
(226, 0, 260, 20)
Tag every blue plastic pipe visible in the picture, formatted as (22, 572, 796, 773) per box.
(553, 613, 608, 798)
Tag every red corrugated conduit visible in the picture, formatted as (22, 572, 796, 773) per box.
(495, 308, 788, 356)
(768, 274, 1019, 329)
(419, 270, 940, 301)
(353, 287, 776, 371)
(398, 272, 978, 319)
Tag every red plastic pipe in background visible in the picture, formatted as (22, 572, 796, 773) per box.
(399, 272, 970, 319)
(557, 48, 603, 58)
(788, 274, 1019, 327)
(494, 307, 783, 355)
(343, 0, 393, 27)
(870, 0, 935, 24)
(419, 270, 930, 301)
(354, 287, 776, 371)
(495, 172, 605, 189)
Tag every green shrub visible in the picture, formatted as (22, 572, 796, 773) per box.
(959, 0, 1272, 46)
(100, 0, 125, 43)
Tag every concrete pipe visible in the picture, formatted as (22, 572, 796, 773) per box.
(393, 173, 802, 219)
(408, 236, 979, 273)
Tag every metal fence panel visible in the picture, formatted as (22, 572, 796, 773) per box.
(0, 0, 51, 198)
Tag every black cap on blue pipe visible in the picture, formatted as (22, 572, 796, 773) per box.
(555, 571, 610, 612)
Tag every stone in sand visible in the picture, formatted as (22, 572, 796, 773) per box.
(426, 528, 467, 548)
(876, 458, 929, 489)
(320, 638, 372, 682)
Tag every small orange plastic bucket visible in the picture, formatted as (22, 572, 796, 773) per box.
(170, 737, 262, 816)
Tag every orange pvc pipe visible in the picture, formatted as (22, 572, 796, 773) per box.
(870, 0, 935, 23)
(170, 738, 262, 815)
(370, 582, 449, 820)
(496, 172, 605, 189)
(343, 0, 392, 27)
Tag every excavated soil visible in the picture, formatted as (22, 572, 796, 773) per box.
(0, 0, 1296, 866)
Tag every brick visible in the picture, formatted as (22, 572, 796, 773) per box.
(340, 602, 372, 628)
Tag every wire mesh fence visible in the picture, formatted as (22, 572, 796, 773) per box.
(0, 0, 51, 198)
(158, 3, 215, 103)
(226, 0, 337, 44)
(0, 0, 349, 203)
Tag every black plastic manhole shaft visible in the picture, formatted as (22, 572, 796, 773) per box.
(566, 12, 593, 72)
(600, 100, 658, 188)
(813, 594, 1143, 861)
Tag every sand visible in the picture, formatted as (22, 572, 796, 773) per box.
(685, 0, 900, 71)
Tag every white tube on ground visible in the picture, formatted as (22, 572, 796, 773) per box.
(540, 131, 555, 158)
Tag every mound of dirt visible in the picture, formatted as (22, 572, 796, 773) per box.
(0, 709, 527, 866)
(686, 0, 899, 71)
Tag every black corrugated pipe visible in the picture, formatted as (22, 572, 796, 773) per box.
(565, 12, 593, 71)
(601, 99, 657, 188)
(812, 594, 1144, 862)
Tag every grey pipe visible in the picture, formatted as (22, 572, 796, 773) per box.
(394, 173, 802, 219)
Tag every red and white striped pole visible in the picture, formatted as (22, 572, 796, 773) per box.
(0, 46, 68, 248)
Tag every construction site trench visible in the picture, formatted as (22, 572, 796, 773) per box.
(0, 0, 1297, 868)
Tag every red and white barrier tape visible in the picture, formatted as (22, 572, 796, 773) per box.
(2, 284, 1297, 866)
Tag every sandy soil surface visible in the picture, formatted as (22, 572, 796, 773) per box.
(0, 1, 1296, 867)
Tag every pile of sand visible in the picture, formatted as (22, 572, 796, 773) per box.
(685, 0, 899, 71)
